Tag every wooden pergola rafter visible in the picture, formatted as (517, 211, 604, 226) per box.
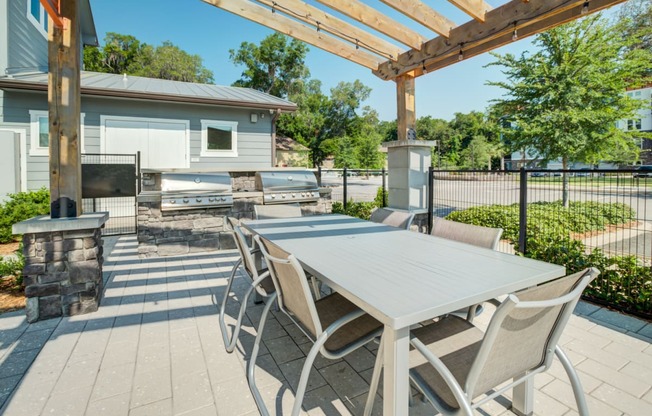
(204, 0, 624, 80)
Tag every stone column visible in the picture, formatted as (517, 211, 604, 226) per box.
(384, 140, 437, 212)
(13, 213, 108, 322)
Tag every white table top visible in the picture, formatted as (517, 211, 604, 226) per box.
(243, 214, 566, 329)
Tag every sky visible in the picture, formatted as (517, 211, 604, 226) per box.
(86, 0, 588, 122)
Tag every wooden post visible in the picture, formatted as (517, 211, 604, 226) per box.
(396, 74, 416, 141)
(48, 0, 82, 218)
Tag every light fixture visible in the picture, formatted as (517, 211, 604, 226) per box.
(422, 60, 427, 74)
(260, 112, 265, 119)
(581, 1, 589, 14)
(512, 23, 518, 41)
(458, 46, 464, 61)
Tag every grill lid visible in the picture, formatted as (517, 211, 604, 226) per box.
(255, 171, 318, 192)
(161, 172, 232, 193)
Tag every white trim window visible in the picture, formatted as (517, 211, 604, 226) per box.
(200, 120, 238, 157)
(27, 0, 48, 37)
(29, 110, 85, 156)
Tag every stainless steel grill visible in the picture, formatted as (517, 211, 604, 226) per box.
(255, 171, 319, 204)
(160, 172, 233, 211)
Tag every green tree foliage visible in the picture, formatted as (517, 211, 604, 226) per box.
(83, 33, 214, 83)
(230, 33, 310, 97)
(460, 135, 501, 169)
(617, 0, 651, 56)
(488, 15, 651, 205)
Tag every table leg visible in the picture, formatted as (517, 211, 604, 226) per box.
(382, 325, 410, 416)
(512, 373, 534, 416)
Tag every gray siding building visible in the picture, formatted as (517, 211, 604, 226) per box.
(0, 0, 296, 199)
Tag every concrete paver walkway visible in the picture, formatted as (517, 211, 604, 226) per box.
(0, 235, 651, 415)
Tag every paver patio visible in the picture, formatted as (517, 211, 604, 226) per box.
(0, 235, 651, 415)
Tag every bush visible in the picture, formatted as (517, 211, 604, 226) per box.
(332, 201, 377, 220)
(447, 201, 650, 315)
(374, 186, 388, 207)
(0, 188, 50, 243)
(0, 247, 25, 287)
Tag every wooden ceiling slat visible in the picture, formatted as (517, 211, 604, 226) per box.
(374, 0, 626, 80)
(448, 0, 492, 22)
(255, 0, 403, 60)
(203, 0, 381, 70)
(314, 0, 427, 50)
(379, 0, 456, 37)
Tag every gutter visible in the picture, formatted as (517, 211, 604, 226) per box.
(0, 79, 298, 112)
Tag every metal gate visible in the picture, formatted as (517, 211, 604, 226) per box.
(81, 153, 140, 235)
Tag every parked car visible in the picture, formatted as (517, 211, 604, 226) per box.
(530, 171, 548, 177)
(575, 169, 591, 177)
(634, 165, 652, 178)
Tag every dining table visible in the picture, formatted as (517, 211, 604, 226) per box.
(242, 214, 566, 416)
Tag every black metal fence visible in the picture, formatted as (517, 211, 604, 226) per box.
(81, 153, 140, 236)
(427, 168, 652, 319)
(316, 167, 387, 209)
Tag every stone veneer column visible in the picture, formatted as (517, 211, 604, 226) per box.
(13, 213, 108, 323)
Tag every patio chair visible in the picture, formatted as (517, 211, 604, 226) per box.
(365, 268, 600, 416)
(249, 234, 384, 416)
(431, 217, 503, 251)
(218, 223, 275, 353)
(254, 203, 302, 220)
(370, 207, 415, 230)
(431, 217, 504, 321)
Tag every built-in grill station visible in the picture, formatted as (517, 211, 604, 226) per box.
(255, 171, 320, 204)
(160, 172, 233, 211)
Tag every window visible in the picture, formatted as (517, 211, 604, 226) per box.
(200, 120, 238, 157)
(627, 119, 642, 131)
(29, 110, 85, 156)
(27, 0, 48, 37)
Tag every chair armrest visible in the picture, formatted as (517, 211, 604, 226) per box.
(410, 337, 474, 416)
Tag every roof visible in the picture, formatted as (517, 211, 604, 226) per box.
(276, 136, 309, 151)
(0, 71, 297, 111)
(80, 0, 98, 46)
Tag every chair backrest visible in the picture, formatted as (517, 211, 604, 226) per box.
(254, 204, 303, 220)
(431, 217, 503, 250)
(370, 208, 415, 230)
(233, 226, 275, 295)
(255, 235, 322, 339)
(465, 268, 599, 399)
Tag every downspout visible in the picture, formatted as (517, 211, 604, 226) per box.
(271, 108, 281, 167)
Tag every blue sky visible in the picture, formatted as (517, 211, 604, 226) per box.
(87, 1, 549, 121)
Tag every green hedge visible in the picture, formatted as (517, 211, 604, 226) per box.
(447, 201, 650, 316)
(0, 188, 50, 243)
(332, 187, 387, 220)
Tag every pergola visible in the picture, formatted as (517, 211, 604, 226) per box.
(41, 0, 624, 217)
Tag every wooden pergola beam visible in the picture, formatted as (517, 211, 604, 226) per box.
(379, 0, 456, 37)
(203, 0, 381, 69)
(314, 0, 427, 50)
(39, 0, 64, 28)
(448, 0, 492, 22)
(374, 0, 626, 80)
(255, 0, 403, 61)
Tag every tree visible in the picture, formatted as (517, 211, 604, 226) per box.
(83, 33, 214, 83)
(230, 33, 310, 98)
(617, 0, 651, 56)
(488, 14, 651, 206)
(460, 136, 501, 169)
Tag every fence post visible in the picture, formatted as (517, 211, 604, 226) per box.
(381, 168, 387, 207)
(317, 166, 322, 187)
(343, 167, 348, 211)
(427, 166, 434, 234)
(519, 167, 528, 254)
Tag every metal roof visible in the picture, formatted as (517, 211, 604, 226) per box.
(0, 71, 297, 111)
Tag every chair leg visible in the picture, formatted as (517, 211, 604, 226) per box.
(555, 346, 589, 416)
(247, 292, 277, 416)
(364, 338, 384, 416)
(219, 258, 246, 353)
(310, 275, 322, 300)
(291, 332, 331, 416)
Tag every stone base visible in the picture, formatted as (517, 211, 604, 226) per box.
(13, 213, 108, 323)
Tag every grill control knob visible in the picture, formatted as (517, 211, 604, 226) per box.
(271, 194, 276, 199)
(183, 199, 189, 203)
(292, 193, 296, 198)
(170, 200, 176, 204)
(196, 198, 202, 203)
(220, 197, 226, 201)
(208, 198, 215, 202)
(282, 194, 286, 199)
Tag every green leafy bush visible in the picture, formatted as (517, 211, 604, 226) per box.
(332, 201, 377, 220)
(447, 201, 650, 315)
(0, 246, 25, 286)
(0, 188, 50, 243)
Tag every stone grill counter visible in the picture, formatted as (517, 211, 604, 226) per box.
(138, 170, 332, 258)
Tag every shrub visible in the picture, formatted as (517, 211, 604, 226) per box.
(0, 188, 50, 243)
(374, 186, 388, 207)
(0, 247, 25, 287)
(332, 200, 377, 220)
